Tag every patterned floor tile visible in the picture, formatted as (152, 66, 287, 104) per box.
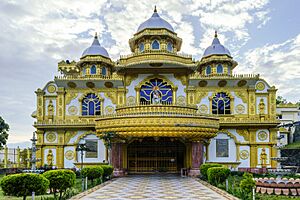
(80, 175, 227, 200)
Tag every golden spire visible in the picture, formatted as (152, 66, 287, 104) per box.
(214, 30, 218, 38)
(154, 5, 157, 13)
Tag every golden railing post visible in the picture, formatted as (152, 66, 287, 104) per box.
(4, 146, 8, 168)
(27, 148, 30, 168)
(17, 146, 20, 168)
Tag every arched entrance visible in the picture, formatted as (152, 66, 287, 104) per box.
(127, 137, 185, 173)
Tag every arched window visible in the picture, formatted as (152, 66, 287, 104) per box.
(101, 67, 107, 76)
(212, 92, 231, 114)
(140, 78, 172, 104)
(139, 43, 145, 52)
(167, 42, 173, 52)
(90, 65, 96, 75)
(82, 93, 101, 116)
(217, 64, 223, 74)
(151, 40, 160, 50)
(206, 65, 211, 75)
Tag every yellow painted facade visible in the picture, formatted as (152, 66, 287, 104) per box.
(33, 8, 278, 173)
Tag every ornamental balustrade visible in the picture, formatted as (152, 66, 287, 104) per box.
(55, 73, 122, 80)
(189, 73, 260, 79)
(0, 147, 31, 169)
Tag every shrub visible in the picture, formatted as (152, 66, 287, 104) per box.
(200, 163, 222, 180)
(207, 167, 230, 186)
(0, 173, 49, 200)
(240, 173, 255, 194)
(43, 169, 76, 200)
(81, 166, 104, 185)
(101, 165, 114, 180)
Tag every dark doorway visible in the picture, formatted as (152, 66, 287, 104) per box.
(127, 137, 185, 173)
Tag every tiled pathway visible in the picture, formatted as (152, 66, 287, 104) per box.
(80, 175, 228, 200)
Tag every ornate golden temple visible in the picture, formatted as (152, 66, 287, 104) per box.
(33, 7, 278, 176)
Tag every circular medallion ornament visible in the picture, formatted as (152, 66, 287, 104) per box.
(256, 82, 265, 91)
(126, 96, 136, 105)
(105, 106, 114, 114)
(67, 82, 77, 88)
(218, 80, 227, 87)
(240, 150, 249, 160)
(104, 82, 113, 88)
(46, 132, 56, 143)
(258, 131, 268, 141)
(47, 85, 56, 93)
(68, 106, 78, 115)
(198, 104, 208, 114)
(235, 104, 245, 114)
(65, 150, 75, 160)
(86, 82, 95, 88)
(177, 96, 186, 105)
(237, 80, 247, 87)
(198, 80, 208, 87)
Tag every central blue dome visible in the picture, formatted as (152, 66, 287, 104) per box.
(82, 33, 110, 58)
(137, 7, 174, 33)
(203, 32, 231, 58)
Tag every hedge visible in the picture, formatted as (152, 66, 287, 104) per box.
(207, 167, 230, 186)
(200, 163, 222, 179)
(0, 173, 49, 200)
(43, 169, 76, 199)
(101, 165, 114, 180)
(81, 166, 104, 185)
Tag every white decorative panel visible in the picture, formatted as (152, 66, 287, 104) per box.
(256, 129, 270, 142)
(44, 131, 58, 143)
(238, 146, 250, 168)
(64, 146, 76, 168)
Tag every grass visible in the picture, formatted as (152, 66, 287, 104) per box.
(283, 141, 300, 149)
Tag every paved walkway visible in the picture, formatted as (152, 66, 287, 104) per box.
(80, 175, 228, 200)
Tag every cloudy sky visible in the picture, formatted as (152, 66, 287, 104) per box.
(0, 0, 299, 146)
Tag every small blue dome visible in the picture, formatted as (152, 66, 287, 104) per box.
(82, 33, 109, 58)
(203, 32, 231, 57)
(137, 7, 174, 33)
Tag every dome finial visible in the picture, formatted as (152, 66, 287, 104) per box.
(154, 5, 157, 13)
(94, 32, 98, 39)
(214, 30, 218, 38)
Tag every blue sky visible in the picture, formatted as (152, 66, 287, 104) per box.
(0, 0, 299, 146)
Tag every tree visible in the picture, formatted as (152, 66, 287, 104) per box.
(276, 96, 287, 105)
(0, 116, 9, 148)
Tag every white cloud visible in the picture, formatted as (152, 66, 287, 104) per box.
(239, 34, 300, 102)
(0, 0, 274, 143)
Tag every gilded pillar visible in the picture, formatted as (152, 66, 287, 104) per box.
(186, 86, 196, 105)
(35, 89, 45, 121)
(4, 146, 8, 168)
(56, 146, 64, 168)
(16, 147, 20, 168)
(27, 148, 31, 168)
(248, 87, 256, 116)
(249, 129, 257, 168)
(268, 87, 277, 118)
(56, 87, 65, 120)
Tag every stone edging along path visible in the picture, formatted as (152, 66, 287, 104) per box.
(197, 179, 240, 200)
(70, 179, 115, 200)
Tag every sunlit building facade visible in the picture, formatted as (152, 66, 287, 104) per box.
(33, 8, 278, 176)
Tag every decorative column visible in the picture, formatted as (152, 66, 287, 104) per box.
(4, 146, 8, 168)
(189, 142, 203, 176)
(16, 147, 20, 168)
(111, 143, 124, 177)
